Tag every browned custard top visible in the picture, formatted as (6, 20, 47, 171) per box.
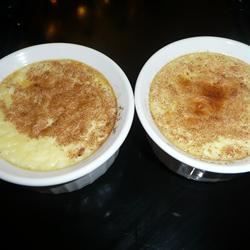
(149, 52, 250, 161)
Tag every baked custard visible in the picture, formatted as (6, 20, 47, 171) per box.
(0, 59, 117, 171)
(149, 52, 250, 161)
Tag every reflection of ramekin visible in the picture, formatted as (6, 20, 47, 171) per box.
(135, 37, 250, 181)
(0, 43, 134, 193)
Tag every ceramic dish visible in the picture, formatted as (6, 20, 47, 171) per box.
(135, 36, 250, 181)
(0, 43, 134, 193)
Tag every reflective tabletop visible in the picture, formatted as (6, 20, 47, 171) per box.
(0, 0, 250, 249)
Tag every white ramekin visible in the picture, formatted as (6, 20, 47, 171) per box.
(135, 36, 250, 179)
(0, 43, 134, 193)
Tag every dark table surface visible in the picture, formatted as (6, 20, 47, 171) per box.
(1, 0, 250, 249)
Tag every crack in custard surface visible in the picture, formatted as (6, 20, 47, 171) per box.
(149, 52, 250, 161)
(0, 60, 117, 171)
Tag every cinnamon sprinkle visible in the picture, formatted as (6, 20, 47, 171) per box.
(150, 52, 250, 161)
(0, 60, 117, 150)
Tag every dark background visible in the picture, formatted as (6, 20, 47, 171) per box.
(0, 0, 250, 249)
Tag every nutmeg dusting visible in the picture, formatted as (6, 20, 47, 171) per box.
(0, 60, 117, 160)
(150, 52, 250, 161)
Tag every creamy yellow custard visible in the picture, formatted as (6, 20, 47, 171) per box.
(150, 52, 250, 161)
(0, 60, 117, 171)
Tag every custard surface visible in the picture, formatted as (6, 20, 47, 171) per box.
(150, 52, 250, 161)
(0, 60, 117, 171)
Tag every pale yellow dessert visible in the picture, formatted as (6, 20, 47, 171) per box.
(150, 52, 250, 161)
(0, 60, 117, 171)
